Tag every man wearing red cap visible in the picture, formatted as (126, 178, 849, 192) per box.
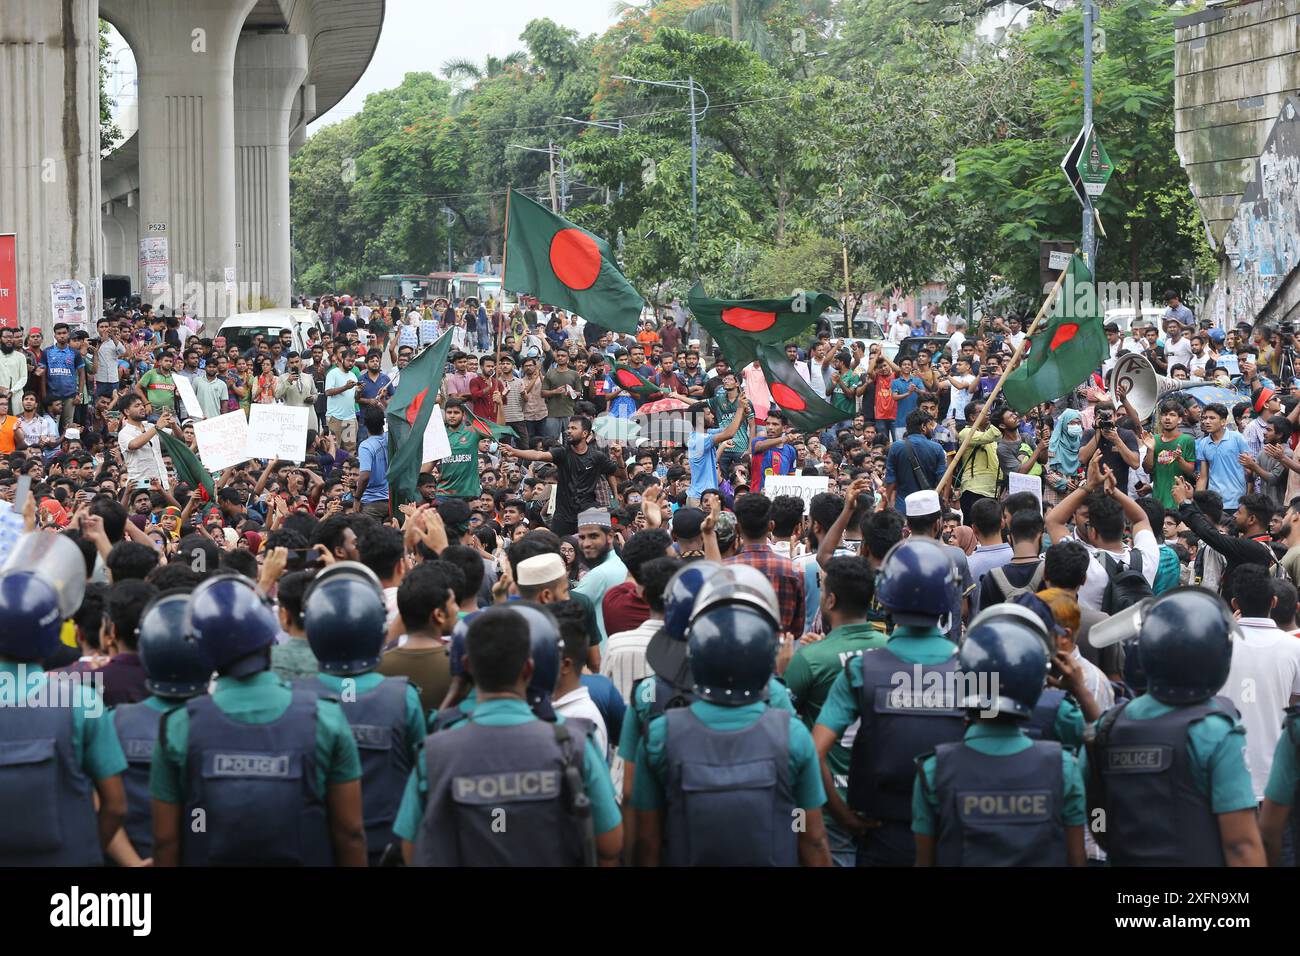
(1242, 387, 1280, 460)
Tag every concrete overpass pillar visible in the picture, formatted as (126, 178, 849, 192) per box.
(101, 0, 256, 324)
(234, 32, 307, 310)
(0, 0, 102, 335)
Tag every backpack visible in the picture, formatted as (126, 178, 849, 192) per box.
(1099, 551, 1154, 615)
(988, 562, 1045, 603)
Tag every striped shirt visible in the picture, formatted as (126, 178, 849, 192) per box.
(601, 618, 659, 799)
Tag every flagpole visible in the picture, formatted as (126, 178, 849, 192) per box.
(495, 189, 512, 425)
(935, 263, 1073, 501)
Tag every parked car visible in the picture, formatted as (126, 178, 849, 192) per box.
(215, 308, 325, 355)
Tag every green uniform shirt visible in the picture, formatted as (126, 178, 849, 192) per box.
(815, 626, 959, 737)
(436, 426, 481, 498)
(631, 699, 827, 811)
(0, 662, 126, 782)
(1264, 712, 1300, 805)
(1078, 693, 1256, 813)
(392, 697, 620, 842)
(911, 721, 1087, 836)
(137, 368, 177, 411)
(783, 622, 887, 796)
(149, 670, 362, 804)
(1152, 432, 1197, 509)
(710, 391, 749, 454)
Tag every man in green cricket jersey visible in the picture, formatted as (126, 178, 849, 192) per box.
(436, 399, 481, 500)
(710, 372, 752, 476)
(783, 555, 886, 866)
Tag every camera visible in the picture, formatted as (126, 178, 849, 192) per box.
(1096, 409, 1115, 432)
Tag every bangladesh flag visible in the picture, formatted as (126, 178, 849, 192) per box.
(159, 430, 216, 503)
(1002, 256, 1107, 413)
(755, 343, 850, 433)
(387, 328, 455, 506)
(504, 189, 643, 334)
(688, 282, 838, 355)
(466, 409, 516, 442)
(612, 362, 668, 399)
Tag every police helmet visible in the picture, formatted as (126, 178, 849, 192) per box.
(691, 564, 780, 628)
(185, 574, 279, 677)
(957, 608, 1050, 719)
(303, 563, 387, 675)
(1138, 587, 1236, 705)
(511, 602, 562, 707)
(137, 590, 210, 698)
(876, 538, 960, 626)
(662, 560, 723, 642)
(0, 571, 64, 661)
(687, 603, 776, 705)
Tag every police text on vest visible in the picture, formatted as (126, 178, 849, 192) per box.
(49, 886, 151, 937)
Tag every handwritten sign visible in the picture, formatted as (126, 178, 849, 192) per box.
(246, 404, 309, 463)
(1007, 472, 1043, 508)
(423, 404, 452, 463)
(194, 411, 251, 471)
(763, 475, 830, 513)
(172, 374, 205, 420)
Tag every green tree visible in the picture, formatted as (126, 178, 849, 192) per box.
(98, 20, 122, 154)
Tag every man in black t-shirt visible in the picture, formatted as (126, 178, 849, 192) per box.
(499, 414, 625, 535)
(1080, 400, 1142, 493)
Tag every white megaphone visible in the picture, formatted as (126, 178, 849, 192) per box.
(1107, 352, 1197, 421)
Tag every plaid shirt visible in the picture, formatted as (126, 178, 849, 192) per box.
(725, 543, 805, 636)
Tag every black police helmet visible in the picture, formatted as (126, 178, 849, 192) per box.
(957, 611, 1050, 719)
(303, 563, 387, 675)
(137, 590, 210, 698)
(511, 602, 562, 708)
(1138, 587, 1235, 705)
(687, 604, 776, 706)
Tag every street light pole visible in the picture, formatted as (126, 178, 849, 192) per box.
(1082, 0, 1096, 270)
(442, 206, 454, 272)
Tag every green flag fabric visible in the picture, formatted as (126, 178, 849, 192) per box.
(386, 328, 456, 506)
(466, 409, 517, 443)
(755, 343, 851, 433)
(687, 282, 838, 359)
(612, 362, 668, 398)
(1002, 256, 1107, 413)
(504, 189, 644, 334)
(159, 430, 216, 503)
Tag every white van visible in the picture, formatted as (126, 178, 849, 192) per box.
(1104, 306, 1166, 332)
(215, 309, 325, 355)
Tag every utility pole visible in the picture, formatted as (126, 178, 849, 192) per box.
(547, 140, 559, 212)
(1082, 0, 1096, 270)
(442, 206, 454, 272)
(688, 75, 699, 247)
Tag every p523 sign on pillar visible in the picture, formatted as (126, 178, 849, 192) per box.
(0, 235, 17, 329)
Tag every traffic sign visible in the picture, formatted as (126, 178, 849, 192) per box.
(1076, 127, 1113, 198)
(1061, 126, 1089, 208)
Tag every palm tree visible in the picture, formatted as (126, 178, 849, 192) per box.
(681, 0, 830, 62)
(441, 51, 528, 111)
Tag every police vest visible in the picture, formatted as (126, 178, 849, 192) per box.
(1094, 697, 1231, 867)
(661, 707, 798, 867)
(634, 675, 696, 726)
(303, 677, 412, 864)
(847, 647, 965, 821)
(113, 701, 172, 859)
(930, 739, 1066, 867)
(1022, 688, 1067, 743)
(180, 688, 332, 866)
(413, 718, 590, 867)
(0, 680, 102, 865)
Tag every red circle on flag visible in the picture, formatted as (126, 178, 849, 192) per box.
(721, 307, 777, 332)
(770, 382, 807, 411)
(549, 229, 601, 290)
(1049, 323, 1080, 351)
(615, 369, 642, 389)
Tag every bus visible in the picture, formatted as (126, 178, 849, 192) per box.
(364, 274, 431, 301)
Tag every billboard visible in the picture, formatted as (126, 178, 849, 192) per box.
(0, 234, 16, 329)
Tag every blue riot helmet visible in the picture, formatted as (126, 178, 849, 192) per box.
(958, 604, 1051, 719)
(0, 571, 64, 662)
(1138, 587, 1236, 705)
(687, 603, 777, 705)
(1121, 640, 1145, 695)
(511, 602, 562, 711)
(303, 563, 386, 675)
(185, 573, 280, 677)
(137, 590, 210, 698)
(662, 560, 723, 642)
(690, 564, 780, 628)
(876, 538, 960, 627)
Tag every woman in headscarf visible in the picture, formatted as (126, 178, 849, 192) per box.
(948, 525, 979, 556)
(1046, 407, 1084, 505)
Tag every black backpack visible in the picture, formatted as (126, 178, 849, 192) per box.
(1099, 551, 1154, 615)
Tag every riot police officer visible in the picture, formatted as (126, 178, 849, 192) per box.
(0, 566, 127, 865)
(302, 563, 425, 865)
(109, 589, 210, 866)
(1084, 587, 1264, 866)
(399, 605, 623, 866)
(149, 573, 367, 866)
(913, 604, 1087, 866)
(631, 574, 831, 867)
(813, 538, 966, 866)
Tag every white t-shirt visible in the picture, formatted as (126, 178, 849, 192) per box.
(889, 319, 911, 343)
(947, 330, 966, 357)
(933, 313, 950, 335)
(948, 374, 976, 422)
(1165, 335, 1193, 370)
(1006, 331, 1026, 350)
(1220, 618, 1300, 800)
(118, 420, 169, 488)
(1077, 529, 1160, 611)
(553, 685, 609, 763)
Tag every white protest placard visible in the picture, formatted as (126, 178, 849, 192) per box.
(763, 475, 830, 513)
(246, 404, 309, 463)
(194, 411, 251, 471)
(422, 404, 452, 463)
(1007, 472, 1042, 508)
(172, 374, 205, 419)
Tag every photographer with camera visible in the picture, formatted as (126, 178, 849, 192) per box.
(1079, 399, 1142, 495)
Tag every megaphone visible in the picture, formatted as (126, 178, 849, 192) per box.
(1107, 352, 1197, 421)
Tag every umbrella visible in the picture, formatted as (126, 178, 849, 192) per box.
(592, 415, 641, 444)
(636, 397, 690, 415)
(1176, 384, 1240, 407)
